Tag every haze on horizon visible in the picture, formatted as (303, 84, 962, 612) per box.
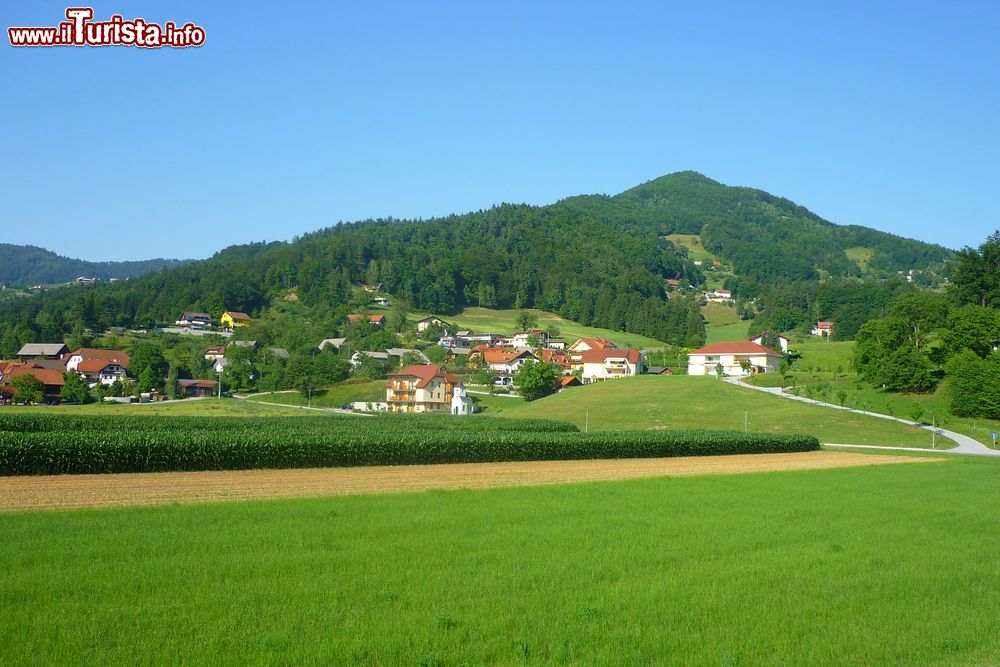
(2, 1, 998, 261)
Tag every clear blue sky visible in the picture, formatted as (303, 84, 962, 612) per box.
(3, 1, 998, 260)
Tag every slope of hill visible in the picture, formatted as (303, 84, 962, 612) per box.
(474, 376, 935, 447)
(0, 244, 188, 285)
(0, 172, 952, 350)
(561, 171, 952, 292)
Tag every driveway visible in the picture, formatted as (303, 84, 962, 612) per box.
(723, 377, 1000, 457)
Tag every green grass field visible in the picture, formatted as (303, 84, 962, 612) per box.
(664, 233, 719, 262)
(7, 398, 309, 417)
(3, 456, 999, 664)
(845, 246, 876, 271)
(410, 307, 667, 349)
(244, 380, 385, 409)
(701, 302, 750, 344)
(475, 376, 937, 447)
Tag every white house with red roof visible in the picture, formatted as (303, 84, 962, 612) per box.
(687, 342, 781, 376)
(385, 364, 471, 414)
(66, 348, 131, 387)
(569, 347, 644, 381)
(811, 321, 835, 337)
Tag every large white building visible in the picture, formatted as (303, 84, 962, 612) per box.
(385, 364, 471, 414)
(687, 342, 781, 377)
(569, 347, 644, 381)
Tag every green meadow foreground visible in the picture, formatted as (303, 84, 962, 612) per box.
(477, 376, 938, 447)
(2, 456, 999, 664)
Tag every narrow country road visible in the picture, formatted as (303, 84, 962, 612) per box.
(723, 377, 1000, 457)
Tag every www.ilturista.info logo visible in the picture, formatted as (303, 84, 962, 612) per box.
(8, 8, 205, 48)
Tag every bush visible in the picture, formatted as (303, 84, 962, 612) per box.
(0, 414, 819, 475)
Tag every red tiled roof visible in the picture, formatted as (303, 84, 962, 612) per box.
(1, 363, 65, 387)
(540, 349, 569, 366)
(76, 359, 127, 374)
(70, 348, 130, 367)
(816, 321, 834, 328)
(348, 314, 385, 323)
(572, 337, 617, 350)
(690, 342, 781, 356)
(389, 364, 459, 388)
(576, 348, 642, 363)
(178, 379, 217, 389)
(558, 376, 582, 387)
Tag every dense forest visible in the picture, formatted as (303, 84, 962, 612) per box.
(0, 171, 954, 353)
(851, 231, 1000, 418)
(562, 172, 951, 294)
(0, 244, 188, 284)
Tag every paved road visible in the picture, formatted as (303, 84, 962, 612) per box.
(723, 377, 1000, 457)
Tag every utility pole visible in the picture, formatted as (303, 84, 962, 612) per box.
(744, 411, 748, 433)
(217, 371, 222, 399)
(585, 408, 589, 433)
(932, 415, 936, 449)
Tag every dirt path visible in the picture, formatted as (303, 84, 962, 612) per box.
(0, 451, 940, 512)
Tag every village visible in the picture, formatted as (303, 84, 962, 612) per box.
(0, 299, 836, 412)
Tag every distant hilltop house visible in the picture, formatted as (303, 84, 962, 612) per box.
(569, 347, 644, 382)
(372, 296, 390, 307)
(703, 289, 733, 304)
(0, 361, 65, 403)
(348, 314, 385, 326)
(416, 316, 447, 333)
(811, 321, 834, 337)
(204, 345, 226, 361)
(687, 342, 781, 377)
(385, 364, 472, 415)
(750, 333, 789, 353)
(66, 348, 131, 387)
(176, 312, 214, 329)
(220, 311, 251, 330)
(16, 343, 69, 363)
(363, 282, 384, 293)
(350, 350, 390, 368)
(74, 276, 98, 284)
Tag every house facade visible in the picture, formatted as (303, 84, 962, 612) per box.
(66, 348, 131, 387)
(220, 311, 251, 329)
(178, 379, 217, 398)
(385, 364, 467, 414)
(569, 348, 644, 381)
(481, 348, 537, 384)
(704, 289, 733, 304)
(416, 316, 447, 333)
(176, 312, 214, 328)
(687, 342, 781, 376)
(811, 321, 834, 337)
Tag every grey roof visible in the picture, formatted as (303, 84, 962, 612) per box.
(385, 347, 430, 362)
(17, 343, 68, 357)
(267, 347, 290, 359)
(318, 337, 347, 350)
(231, 340, 257, 348)
(354, 350, 389, 361)
(450, 347, 472, 355)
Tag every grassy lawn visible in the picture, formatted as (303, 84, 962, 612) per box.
(3, 457, 999, 664)
(243, 380, 385, 409)
(701, 302, 750, 344)
(845, 246, 875, 271)
(475, 376, 937, 447)
(664, 233, 719, 262)
(410, 307, 667, 349)
(6, 398, 309, 417)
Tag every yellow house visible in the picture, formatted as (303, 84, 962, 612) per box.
(220, 310, 251, 329)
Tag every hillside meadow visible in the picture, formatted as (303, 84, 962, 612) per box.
(477, 375, 938, 447)
(2, 456, 998, 664)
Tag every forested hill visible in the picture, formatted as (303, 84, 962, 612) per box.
(0, 172, 953, 350)
(561, 171, 952, 293)
(0, 244, 188, 284)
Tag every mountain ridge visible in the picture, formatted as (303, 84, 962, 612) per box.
(0, 244, 189, 285)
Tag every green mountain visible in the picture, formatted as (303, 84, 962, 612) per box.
(0, 172, 953, 352)
(561, 171, 952, 290)
(0, 244, 189, 285)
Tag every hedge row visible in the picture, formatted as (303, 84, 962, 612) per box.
(0, 427, 819, 475)
(0, 412, 578, 435)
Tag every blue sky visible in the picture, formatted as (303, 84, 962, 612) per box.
(2, 1, 998, 260)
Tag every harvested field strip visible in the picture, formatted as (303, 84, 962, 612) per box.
(0, 451, 940, 512)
